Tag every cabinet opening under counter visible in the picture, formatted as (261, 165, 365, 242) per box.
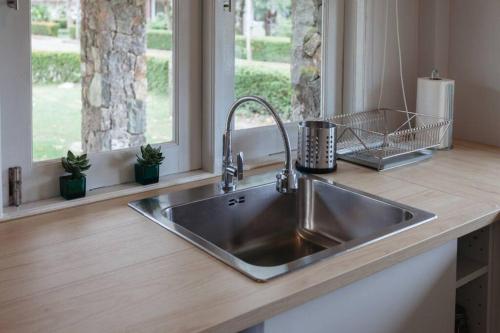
(455, 224, 500, 333)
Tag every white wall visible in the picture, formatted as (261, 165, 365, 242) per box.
(418, 0, 450, 78)
(346, 0, 500, 148)
(344, 0, 420, 114)
(449, 0, 500, 146)
(368, 0, 420, 111)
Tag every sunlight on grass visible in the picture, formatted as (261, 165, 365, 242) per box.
(32, 84, 82, 161)
(32, 84, 173, 161)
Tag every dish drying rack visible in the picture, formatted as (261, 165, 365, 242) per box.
(326, 109, 452, 171)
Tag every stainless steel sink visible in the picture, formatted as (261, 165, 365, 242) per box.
(129, 173, 435, 281)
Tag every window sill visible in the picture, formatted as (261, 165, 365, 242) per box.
(0, 170, 215, 223)
(0, 152, 289, 224)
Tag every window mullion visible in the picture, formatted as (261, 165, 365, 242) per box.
(202, 0, 235, 174)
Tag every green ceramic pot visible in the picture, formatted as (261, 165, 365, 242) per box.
(135, 164, 160, 185)
(60, 175, 86, 200)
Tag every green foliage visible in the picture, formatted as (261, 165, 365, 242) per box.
(31, 21, 59, 37)
(274, 17, 292, 38)
(31, 52, 169, 93)
(147, 29, 173, 51)
(253, 0, 292, 19)
(147, 57, 170, 93)
(137, 144, 165, 166)
(31, 51, 291, 119)
(55, 19, 68, 29)
(69, 26, 77, 39)
(148, 13, 170, 30)
(32, 85, 173, 162)
(235, 35, 291, 63)
(54, 6, 67, 22)
(32, 52, 81, 84)
(147, 31, 291, 61)
(61, 151, 91, 179)
(240, 0, 292, 36)
(31, 4, 50, 22)
(235, 65, 292, 119)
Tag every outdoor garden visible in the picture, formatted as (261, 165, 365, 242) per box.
(31, 0, 296, 161)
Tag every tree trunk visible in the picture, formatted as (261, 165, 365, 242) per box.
(263, 10, 277, 36)
(291, 0, 322, 120)
(80, 0, 147, 152)
(236, 0, 246, 35)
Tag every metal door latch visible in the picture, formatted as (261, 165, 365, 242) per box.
(223, 0, 232, 12)
(7, 0, 18, 10)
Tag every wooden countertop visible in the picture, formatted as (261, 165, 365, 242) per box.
(1, 141, 499, 333)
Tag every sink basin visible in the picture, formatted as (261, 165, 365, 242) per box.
(129, 174, 435, 281)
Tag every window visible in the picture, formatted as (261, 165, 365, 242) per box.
(0, 0, 201, 204)
(204, 0, 341, 162)
(31, 0, 174, 161)
(1, 0, 341, 206)
(233, 0, 323, 130)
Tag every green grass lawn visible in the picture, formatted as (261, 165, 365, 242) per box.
(33, 84, 173, 161)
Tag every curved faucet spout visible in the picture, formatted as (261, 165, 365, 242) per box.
(221, 96, 298, 194)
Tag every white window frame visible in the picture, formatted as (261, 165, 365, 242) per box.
(203, 0, 345, 168)
(343, 0, 368, 114)
(0, 97, 3, 216)
(0, 0, 202, 205)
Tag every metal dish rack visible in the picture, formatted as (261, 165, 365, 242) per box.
(326, 109, 452, 171)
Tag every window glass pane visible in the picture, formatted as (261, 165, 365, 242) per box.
(31, 0, 174, 161)
(233, 0, 323, 129)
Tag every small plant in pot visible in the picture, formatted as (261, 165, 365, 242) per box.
(135, 144, 165, 185)
(60, 151, 91, 200)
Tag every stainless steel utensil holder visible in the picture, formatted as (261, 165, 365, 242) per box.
(296, 121, 337, 174)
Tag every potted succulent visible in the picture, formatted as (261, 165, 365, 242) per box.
(60, 151, 91, 200)
(135, 144, 165, 185)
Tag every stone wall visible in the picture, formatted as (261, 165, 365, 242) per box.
(81, 0, 147, 152)
(291, 0, 322, 120)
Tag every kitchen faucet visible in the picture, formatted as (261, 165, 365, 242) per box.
(221, 96, 298, 194)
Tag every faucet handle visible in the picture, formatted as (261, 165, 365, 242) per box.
(276, 169, 298, 194)
(237, 152, 244, 181)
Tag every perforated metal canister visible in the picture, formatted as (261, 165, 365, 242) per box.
(296, 121, 337, 174)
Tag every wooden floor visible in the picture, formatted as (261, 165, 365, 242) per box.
(0, 140, 499, 333)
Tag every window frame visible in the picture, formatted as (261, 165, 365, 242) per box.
(0, 98, 3, 215)
(0, 0, 202, 205)
(204, 0, 345, 165)
(343, 0, 366, 114)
